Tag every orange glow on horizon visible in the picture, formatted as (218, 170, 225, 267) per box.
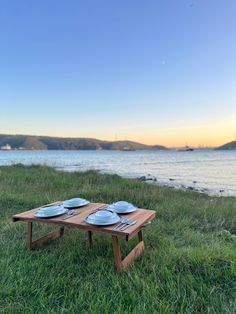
(97, 124, 235, 147)
(124, 128, 235, 147)
(2, 120, 234, 148)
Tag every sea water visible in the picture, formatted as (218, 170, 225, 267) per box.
(0, 149, 235, 196)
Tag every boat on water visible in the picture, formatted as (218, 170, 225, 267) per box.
(0, 144, 12, 151)
(178, 145, 194, 152)
(120, 146, 136, 151)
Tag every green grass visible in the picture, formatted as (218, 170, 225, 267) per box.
(0, 164, 235, 314)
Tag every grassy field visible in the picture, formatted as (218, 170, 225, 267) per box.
(0, 165, 235, 314)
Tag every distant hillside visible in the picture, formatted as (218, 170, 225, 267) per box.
(216, 141, 236, 150)
(0, 134, 168, 150)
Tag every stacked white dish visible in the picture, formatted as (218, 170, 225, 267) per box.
(85, 210, 120, 226)
(63, 198, 89, 208)
(34, 205, 68, 218)
(107, 201, 137, 214)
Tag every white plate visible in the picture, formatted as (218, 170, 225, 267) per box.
(37, 205, 63, 213)
(34, 206, 68, 218)
(85, 213, 120, 226)
(108, 204, 137, 214)
(63, 198, 89, 208)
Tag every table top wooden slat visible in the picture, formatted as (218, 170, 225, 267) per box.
(13, 202, 156, 237)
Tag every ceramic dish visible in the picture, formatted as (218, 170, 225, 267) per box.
(108, 203, 137, 214)
(112, 201, 130, 211)
(85, 210, 120, 225)
(34, 205, 68, 218)
(63, 198, 89, 208)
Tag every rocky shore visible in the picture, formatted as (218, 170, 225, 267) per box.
(137, 174, 226, 196)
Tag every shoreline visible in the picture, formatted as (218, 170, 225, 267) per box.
(145, 180, 228, 197)
(136, 175, 229, 197)
(1, 151, 235, 197)
(1, 162, 234, 197)
(54, 166, 236, 198)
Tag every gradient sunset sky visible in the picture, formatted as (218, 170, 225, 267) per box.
(0, 0, 235, 147)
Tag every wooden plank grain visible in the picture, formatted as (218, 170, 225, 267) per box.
(13, 202, 156, 271)
(112, 230, 145, 272)
(121, 240, 144, 271)
(13, 203, 156, 238)
(112, 236, 123, 271)
(12, 202, 103, 223)
(27, 222, 33, 249)
(29, 227, 64, 250)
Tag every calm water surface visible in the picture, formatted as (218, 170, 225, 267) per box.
(0, 150, 235, 196)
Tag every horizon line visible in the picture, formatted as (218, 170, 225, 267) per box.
(0, 132, 230, 148)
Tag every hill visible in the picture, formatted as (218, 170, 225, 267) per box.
(0, 134, 167, 150)
(216, 141, 236, 150)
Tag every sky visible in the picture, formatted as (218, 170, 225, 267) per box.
(0, 0, 235, 147)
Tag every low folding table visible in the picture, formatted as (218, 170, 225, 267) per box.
(13, 202, 156, 271)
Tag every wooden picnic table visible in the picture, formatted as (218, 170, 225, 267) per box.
(13, 202, 156, 271)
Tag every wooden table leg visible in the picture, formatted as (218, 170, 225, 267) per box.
(112, 230, 145, 272)
(27, 222, 33, 250)
(26, 222, 64, 250)
(138, 230, 143, 242)
(88, 231, 93, 248)
(112, 236, 123, 271)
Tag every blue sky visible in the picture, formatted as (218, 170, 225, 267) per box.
(0, 0, 235, 146)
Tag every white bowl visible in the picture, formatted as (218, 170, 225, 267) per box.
(113, 201, 130, 212)
(63, 198, 89, 208)
(108, 203, 137, 214)
(86, 211, 120, 225)
(65, 198, 85, 204)
(91, 210, 115, 222)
